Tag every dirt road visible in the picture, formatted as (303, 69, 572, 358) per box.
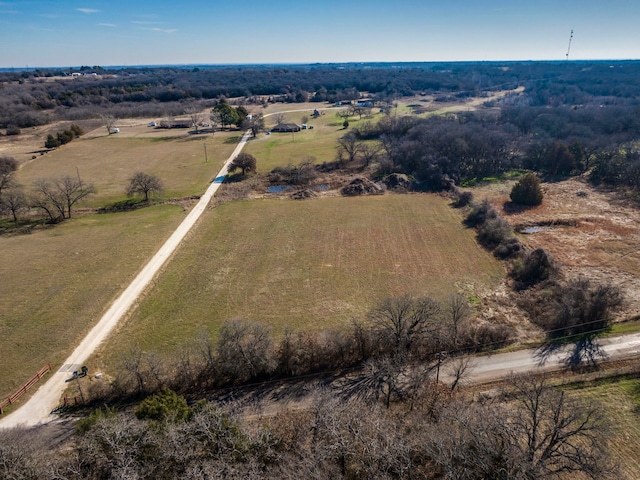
(3, 108, 640, 428)
(0, 108, 321, 429)
(0, 132, 251, 429)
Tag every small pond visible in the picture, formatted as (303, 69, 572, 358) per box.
(268, 184, 328, 193)
(520, 226, 546, 234)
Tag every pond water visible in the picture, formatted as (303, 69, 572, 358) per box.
(520, 226, 545, 234)
(268, 184, 328, 193)
(267, 185, 292, 193)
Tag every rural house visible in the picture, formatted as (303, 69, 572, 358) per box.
(271, 123, 302, 132)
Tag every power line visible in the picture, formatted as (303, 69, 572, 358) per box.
(566, 29, 574, 60)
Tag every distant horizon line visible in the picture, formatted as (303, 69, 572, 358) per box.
(2, 58, 640, 72)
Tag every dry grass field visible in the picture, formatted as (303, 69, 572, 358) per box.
(472, 177, 640, 322)
(89, 194, 504, 370)
(0, 204, 186, 399)
(0, 118, 243, 401)
(565, 375, 640, 479)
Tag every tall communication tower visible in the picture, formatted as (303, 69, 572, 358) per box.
(565, 29, 574, 60)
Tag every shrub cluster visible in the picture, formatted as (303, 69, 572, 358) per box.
(465, 198, 522, 258)
(268, 158, 317, 185)
(509, 247, 555, 290)
(84, 294, 513, 408)
(520, 277, 623, 339)
(44, 123, 84, 149)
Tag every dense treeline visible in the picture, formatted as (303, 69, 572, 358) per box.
(347, 102, 640, 191)
(83, 294, 512, 407)
(0, 373, 614, 479)
(3, 60, 640, 128)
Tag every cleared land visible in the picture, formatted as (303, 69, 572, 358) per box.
(90, 194, 504, 370)
(14, 123, 239, 205)
(0, 123, 240, 400)
(0, 205, 186, 399)
(245, 108, 375, 172)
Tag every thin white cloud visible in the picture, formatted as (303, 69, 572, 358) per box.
(150, 27, 177, 34)
(98, 23, 117, 27)
(77, 8, 100, 14)
(132, 20, 163, 25)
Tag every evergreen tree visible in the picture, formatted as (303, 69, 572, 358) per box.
(510, 173, 543, 206)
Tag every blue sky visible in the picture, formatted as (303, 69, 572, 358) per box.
(0, 0, 639, 67)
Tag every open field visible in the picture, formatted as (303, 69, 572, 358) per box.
(0, 205, 186, 399)
(12, 125, 239, 206)
(565, 375, 640, 479)
(244, 108, 378, 172)
(89, 193, 504, 370)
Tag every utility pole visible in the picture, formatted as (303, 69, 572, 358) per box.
(204, 142, 208, 163)
(436, 351, 446, 383)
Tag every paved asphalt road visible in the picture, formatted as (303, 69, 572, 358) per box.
(458, 331, 640, 383)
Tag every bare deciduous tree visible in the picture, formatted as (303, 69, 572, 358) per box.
(444, 292, 473, 348)
(359, 142, 382, 167)
(0, 185, 27, 222)
(336, 132, 363, 164)
(0, 155, 18, 198)
(368, 294, 441, 357)
(99, 113, 117, 135)
(340, 354, 408, 410)
(184, 105, 204, 133)
(504, 374, 614, 478)
(216, 318, 275, 382)
(31, 175, 96, 220)
(446, 355, 475, 391)
(272, 112, 287, 125)
(243, 113, 265, 137)
(126, 171, 164, 201)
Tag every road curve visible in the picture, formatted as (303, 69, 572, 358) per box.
(0, 131, 251, 429)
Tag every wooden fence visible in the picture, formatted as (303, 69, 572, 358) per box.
(0, 364, 52, 414)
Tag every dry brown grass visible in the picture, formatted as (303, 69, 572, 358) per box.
(472, 176, 640, 323)
(564, 374, 640, 479)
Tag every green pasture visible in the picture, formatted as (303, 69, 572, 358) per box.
(15, 131, 239, 206)
(91, 193, 504, 371)
(244, 108, 383, 172)
(0, 205, 185, 399)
